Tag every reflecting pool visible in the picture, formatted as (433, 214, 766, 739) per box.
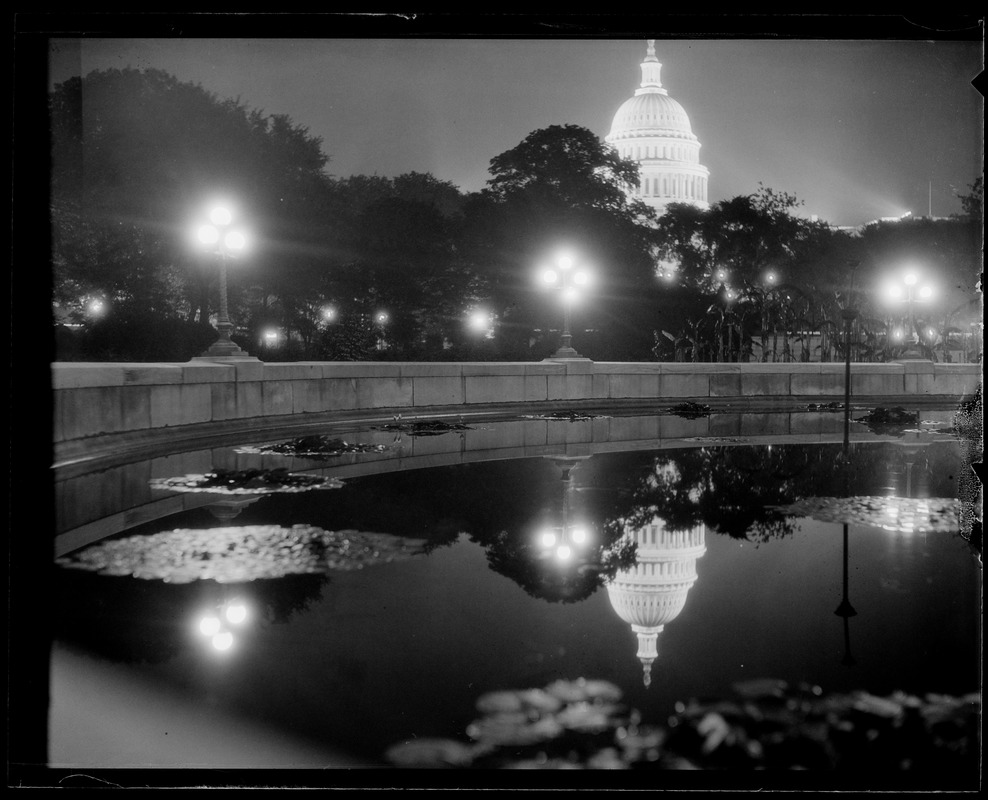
(47, 403, 981, 787)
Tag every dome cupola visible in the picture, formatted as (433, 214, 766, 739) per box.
(606, 40, 710, 216)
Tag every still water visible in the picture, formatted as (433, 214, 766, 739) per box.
(49, 405, 981, 781)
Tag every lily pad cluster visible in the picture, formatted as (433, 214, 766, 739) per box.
(660, 680, 980, 772)
(55, 525, 429, 582)
(771, 495, 962, 534)
(384, 677, 980, 772)
(236, 436, 389, 458)
(386, 678, 628, 769)
(375, 419, 474, 436)
(149, 468, 344, 494)
(668, 402, 711, 419)
(522, 411, 605, 421)
(855, 407, 920, 436)
(806, 402, 844, 411)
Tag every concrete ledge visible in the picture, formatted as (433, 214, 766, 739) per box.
(51, 360, 982, 456)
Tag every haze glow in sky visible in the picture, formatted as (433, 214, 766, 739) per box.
(49, 37, 983, 227)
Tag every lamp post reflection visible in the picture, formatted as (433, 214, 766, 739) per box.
(196, 595, 253, 654)
(834, 522, 857, 667)
(536, 457, 594, 564)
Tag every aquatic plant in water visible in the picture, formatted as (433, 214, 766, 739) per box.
(55, 525, 429, 582)
(236, 436, 389, 458)
(385, 677, 980, 771)
(149, 468, 344, 494)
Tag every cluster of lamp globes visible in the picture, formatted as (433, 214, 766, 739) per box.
(196, 599, 250, 653)
(195, 204, 249, 256)
(538, 525, 591, 563)
(538, 254, 594, 303)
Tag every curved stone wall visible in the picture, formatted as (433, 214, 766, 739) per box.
(52, 359, 981, 470)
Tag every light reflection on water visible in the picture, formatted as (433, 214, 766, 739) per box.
(49, 408, 981, 773)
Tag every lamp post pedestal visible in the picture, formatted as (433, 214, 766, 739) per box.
(544, 300, 591, 360)
(194, 253, 259, 361)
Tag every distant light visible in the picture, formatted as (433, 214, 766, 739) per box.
(87, 299, 105, 316)
(556, 545, 572, 562)
(197, 224, 220, 245)
(322, 306, 337, 321)
(199, 615, 221, 637)
(717, 270, 727, 281)
(765, 272, 777, 284)
(892, 328, 904, 341)
(376, 312, 389, 324)
(540, 530, 557, 548)
(926, 328, 936, 339)
(209, 206, 233, 226)
(468, 310, 489, 332)
(225, 603, 248, 625)
(263, 329, 279, 343)
(212, 632, 234, 651)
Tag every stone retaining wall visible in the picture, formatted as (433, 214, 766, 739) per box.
(52, 359, 981, 454)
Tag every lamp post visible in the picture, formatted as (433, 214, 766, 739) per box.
(538, 253, 593, 360)
(885, 269, 935, 360)
(842, 307, 858, 450)
(194, 203, 253, 359)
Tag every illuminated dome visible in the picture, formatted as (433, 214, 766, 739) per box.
(606, 39, 710, 215)
(606, 518, 706, 687)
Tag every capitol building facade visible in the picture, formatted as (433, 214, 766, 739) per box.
(606, 40, 710, 216)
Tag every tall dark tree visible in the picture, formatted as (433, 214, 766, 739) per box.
(462, 124, 663, 360)
(50, 67, 334, 359)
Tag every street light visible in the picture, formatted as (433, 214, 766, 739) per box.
(884, 268, 936, 360)
(194, 202, 252, 358)
(374, 310, 389, 350)
(538, 252, 593, 359)
(467, 308, 494, 338)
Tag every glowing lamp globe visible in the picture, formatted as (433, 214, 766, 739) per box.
(224, 231, 247, 252)
(225, 603, 248, 625)
(209, 206, 233, 226)
(199, 615, 221, 637)
(197, 225, 220, 246)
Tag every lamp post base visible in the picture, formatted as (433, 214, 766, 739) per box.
(198, 339, 255, 358)
(544, 345, 590, 361)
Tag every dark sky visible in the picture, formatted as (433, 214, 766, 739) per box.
(46, 26, 983, 227)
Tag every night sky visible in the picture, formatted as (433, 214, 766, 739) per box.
(45, 25, 983, 228)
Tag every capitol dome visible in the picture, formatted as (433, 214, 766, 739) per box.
(606, 518, 706, 687)
(606, 40, 710, 216)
